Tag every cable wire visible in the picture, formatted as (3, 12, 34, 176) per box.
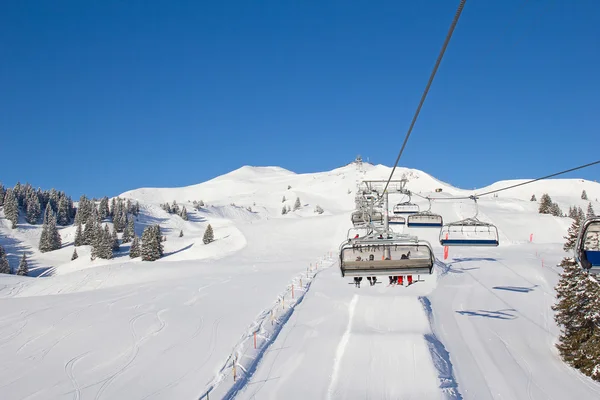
(382, 0, 467, 195)
(420, 159, 600, 201)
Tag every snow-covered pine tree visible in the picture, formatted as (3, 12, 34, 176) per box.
(71, 248, 78, 260)
(314, 205, 324, 214)
(287, 204, 291, 212)
(129, 235, 140, 258)
(568, 206, 577, 219)
(180, 206, 188, 221)
(111, 227, 120, 251)
(26, 192, 41, 224)
(171, 200, 180, 215)
(538, 193, 553, 214)
(563, 218, 581, 252)
(281, 206, 287, 215)
(73, 222, 83, 247)
(39, 203, 61, 252)
(56, 195, 70, 225)
(530, 194, 536, 201)
(141, 226, 162, 261)
(122, 216, 133, 243)
(3, 188, 19, 228)
(550, 203, 563, 217)
(203, 224, 214, 244)
(0, 246, 10, 274)
(282, 196, 286, 203)
(582, 190, 588, 200)
(83, 217, 96, 246)
(98, 196, 109, 220)
(134, 201, 140, 216)
(293, 197, 301, 211)
(0, 183, 5, 207)
(578, 207, 586, 222)
(16, 253, 28, 276)
(587, 202, 595, 218)
(153, 225, 164, 256)
(197, 200, 204, 208)
(179, 230, 183, 237)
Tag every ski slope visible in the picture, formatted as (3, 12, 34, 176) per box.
(1, 162, 600, 399)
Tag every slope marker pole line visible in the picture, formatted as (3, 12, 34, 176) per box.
(382, 0, 467, 195)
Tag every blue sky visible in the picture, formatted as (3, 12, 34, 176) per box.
(1, 0, 599, 198)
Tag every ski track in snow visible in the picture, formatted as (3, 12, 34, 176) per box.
(326, 293, 358, 400)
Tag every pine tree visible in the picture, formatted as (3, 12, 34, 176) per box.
(74, 222, 83, 246)
(153, 225, 164, 256)
(98, 196, 110, 220)
(530, 194, 536, 201)
(16, 253, 28, 276)
(538, 193, 553, 214)
(0, 183, 4, 207)
(39, 203, 61, 252)
(587, 202, 595, 219)
(563, 218, 581, 252)
(582, 190, 588, 200)
(71, 248, 78, 260)
(83, 218, 96, 246)
(568, 206, 577, 219)
(293, 197, 301, 211)
(287, 205, 291, 212)
(578, 207, 586, 222)
(314, 205, 324, 214)
(0, 246, 10, 274)
(179, 230, 183, 237)
(550, 203, 563, 217)
(122, 216, 133, 243)
(203, 224, 214, 244)
(282, 196, 286, 203)
(111, 227, 120, 251)
(56, 195, 70, 225)
(282, 206, 287, 215)
(171, 200, 180, 215)
(26, 192, 41, 224)
(141, 226, 162, 261)
(3, 188, 19, 228)
(180, 206, 188, 221)
(129, 235, 140, 258)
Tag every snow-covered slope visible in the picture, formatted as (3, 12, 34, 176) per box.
(1, 162, 600, 399)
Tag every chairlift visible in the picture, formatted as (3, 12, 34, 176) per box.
(339, 233, 435, 277)
(439, 197, 499, 246)
(392, 191, 420, 214)
(575, 217, 600, 274)
(407, 198, 443, 227)
(351, 210, 383, 227)
(389, 215, 406, 225)
(347, 226, 372, 240)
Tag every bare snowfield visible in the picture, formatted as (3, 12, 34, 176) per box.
(1, 163, 600, 399)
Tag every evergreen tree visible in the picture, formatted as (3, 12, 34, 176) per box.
(578, 207, 586, 222)
(203, 224, 214, 244)
(538, 193, 553, 214)
(0, 183, 4, 206)
(16, 253, 28, 276)
(530, 194, 536, 201)
(293, 197, 301, 211)
(122, 216, 134, 243)
(98, 196, 110, 220)
(75, 195, 91, 225)
(180, 206, 188, 221)
(179, 230, 184, 237)
(314, 205, 324, 214)
(563, 218, 581, 252)
(83, 218, 96, 246)
(587, 202, 595, 219)
(0, 245, 10, 274)
(3, 188, 19, 228)
(134, 201, 140, 215)
(26, 192, 41, 224)
(141, 226, 162, 261)
(74, 222, 83, 246)
(171, 200, 180, 215)
(549, 203, 563, 217)
(39, 203, 61, 252)
(129, 235, 140, 258)
(110, 197, 117, 218)
(282, 206, 287, 215)
(582, 190, 588, 200)
(282, 196, 286, 203)
(71, 248, 78, 260)
(111, 227, 120, 251)
(153, 225, 164, 256)
(56, 195, 70, 225)
(287, 205, 291, 212)
(568, 206, 577, 219)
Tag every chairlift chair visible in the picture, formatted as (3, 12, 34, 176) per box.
(438, 196, 499, 246)
(389, 215, 406, 225)
(393, 202, 420, 214)
(406, 198, 443, 227)
(351, 210, 383, 227)
(575, 217, 600, 274)
(339, 233, 435, 277)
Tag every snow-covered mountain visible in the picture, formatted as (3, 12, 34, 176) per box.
(1, 162, 600, 399)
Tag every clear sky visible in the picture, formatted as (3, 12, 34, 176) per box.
(1, 0, 599, 198)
